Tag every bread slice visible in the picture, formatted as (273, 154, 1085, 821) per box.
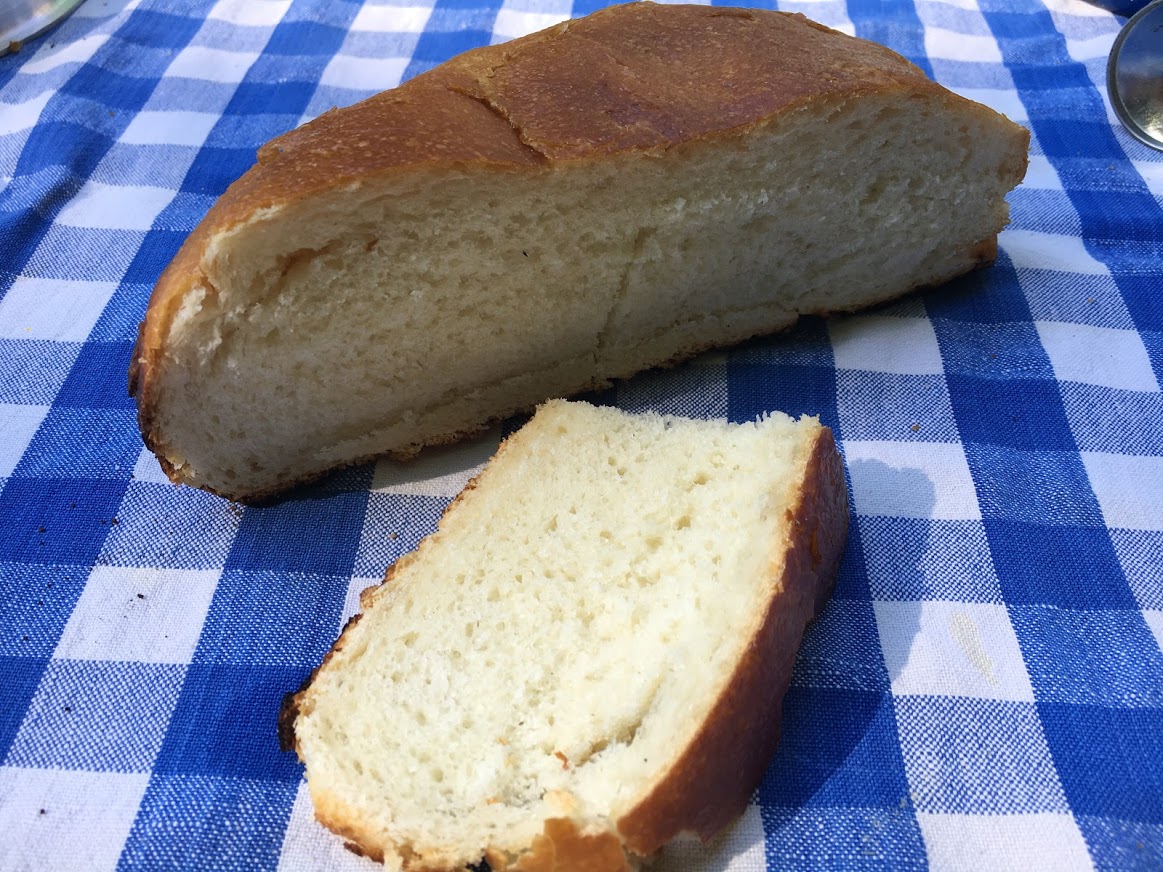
(280, 399, 848, 871)
(129, 2, 1028, 502)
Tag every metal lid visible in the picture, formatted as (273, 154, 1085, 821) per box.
(1107, 0, 1163, 151)
(1, 0, 87, 58)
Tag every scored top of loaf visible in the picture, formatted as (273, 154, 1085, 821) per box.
(129, 2, 1025, 498)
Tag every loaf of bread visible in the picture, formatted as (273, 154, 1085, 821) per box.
(129, 2, 1028, 502)
(279, 399, 848, 871)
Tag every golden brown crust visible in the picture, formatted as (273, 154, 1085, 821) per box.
(615, 427, 848, 854)
(129, 2, 1000, 499)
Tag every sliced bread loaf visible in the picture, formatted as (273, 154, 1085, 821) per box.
(130, 2, 1028, 502)
(280, 400, 849, 871)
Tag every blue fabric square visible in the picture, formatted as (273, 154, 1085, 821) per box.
(14, 408, 139, 479)
(122, 231, 190, 284)
(12, 121, 114, 180)
(0, 655, 48, 762)
(947, 374, 1077, 451)
(264, 20, 350, 56)
(98, 481, 241, 571)
(966, 444, 1107, 526)
(895, 697, 1067, 813)
(153, 662, 307, 782)
(181, 146, 258, 197)
(760, 688, 910, 809)
(403, 0, 497, 79)
(848, 0, 931, 77)
(0, 561, 89, 657)
(225, 487, 368, 576)
(117, 773, 297, 872)
(59, 67, 160, 113)
(0, 478, 127, 566)
(1010, 606, 1163, 707)
(1075, 816, 1163, 872)
(861, 518, 1003, 603)
(1039, 703, 1163, 822)
(88, 282, 151, 342)
(192, 571, 347, 667)
(761, 804, 926, 870)
(352, 492, 449, 578)
(50, 341, 137, 410)
(830, 515, 872, 602)
(728, 355, 840, 433)
(986, 519, 1136, 609)
(114, 7, 205, 51)
(926, 263, 1029, 326)
(0, 339, 81, 405)
(5, 660, 184, 772)
(792, 599, 891, 693)
(226, 82, 313, 118)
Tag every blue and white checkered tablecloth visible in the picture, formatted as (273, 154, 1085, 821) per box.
(1, 0, 1161, 868)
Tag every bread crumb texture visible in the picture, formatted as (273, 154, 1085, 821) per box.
(288, 401, 839, 871)
(133, 2, 1028, 501)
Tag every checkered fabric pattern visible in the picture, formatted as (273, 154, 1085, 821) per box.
(1, 0, 1160, 868)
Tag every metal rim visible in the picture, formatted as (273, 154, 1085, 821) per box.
(1107, 0, 1163, 151)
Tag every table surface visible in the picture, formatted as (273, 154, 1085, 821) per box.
(1, 0, 1161, 869)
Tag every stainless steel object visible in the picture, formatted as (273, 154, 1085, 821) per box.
(1, 0, 86, 57)
(1108, 0, 1163, 150)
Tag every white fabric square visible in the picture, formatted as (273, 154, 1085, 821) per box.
(1042, 0, 1117, 16)
(0, 91, 52, 136)
(1021, 155, 1063, 191)
(656, 803, 767, 872)
(953, 88, 1027, 123)
(924, 28, 1003, 64)
(372, 427, 502, 497)
(1081, 451, 1163, 532)
(0, 767, 150, 872)
(492, 9, 571, 42)
(1144, 610, 1163, 655)
(1133, 159, 1163, 196)
(54, 566, 220, 664)
(875, 600, 1035, 701)
(1036, 321, 1159, 392)
(74, 0, 141, 17)
(208, 0, 292, 27)
(829, 315, 944, 375)
(349, 4, 434, 33)
(131, 447, 174, 485)
(915, 812, 1092, 872)
(0, 403, 49, 478)
(20, 34, 109, 75)
(1001, 229, 1109, 275)
(0, 277, 117, 342)
(119, 110, 220, 147)
(319, 55, 410, 91)
(1066, 33, 1115, 62)
(278, 781, 378, 872)
(167, 45, 260, 84)
(843, 440, 981, 521)
(54, 181, 174, 231)
(342, 577, 380, 625)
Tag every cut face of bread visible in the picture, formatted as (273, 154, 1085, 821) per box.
(281, 400, 849, 871)
(130, 3, 1028, 502)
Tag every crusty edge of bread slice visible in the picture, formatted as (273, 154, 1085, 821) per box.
(279, 421, 849, 871)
